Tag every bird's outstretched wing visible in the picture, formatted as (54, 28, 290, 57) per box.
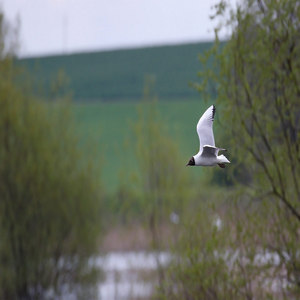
(196, 105, 216, 153)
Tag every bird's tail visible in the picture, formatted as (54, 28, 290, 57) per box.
(217, 154, 230, 164)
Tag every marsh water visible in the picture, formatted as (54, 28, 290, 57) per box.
(62, 248, 287, 300)
(97, 251, 170, 300)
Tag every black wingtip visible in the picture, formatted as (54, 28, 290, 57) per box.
(212, 105, 216, 120)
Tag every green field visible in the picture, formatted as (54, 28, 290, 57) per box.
(18, 41, 221, 192)
(72, 99, 216, 192)
(19, 42, 216, 101)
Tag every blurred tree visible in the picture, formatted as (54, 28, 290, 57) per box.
(156, 1, 300, 299)
(132, 76, 191, 287)
(156, 201, 246, 300)
(197, 0, 300, 295)
(199, 0, 300, 219)
(0, 11, 102, 299)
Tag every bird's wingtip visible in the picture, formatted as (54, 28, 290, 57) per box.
(212, 105, 216, 120)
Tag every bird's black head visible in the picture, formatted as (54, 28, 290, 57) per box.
(186, 157, 195, 166)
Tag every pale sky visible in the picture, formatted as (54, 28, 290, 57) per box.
(1, 0, 235, 57)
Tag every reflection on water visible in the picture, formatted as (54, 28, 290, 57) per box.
(97, 251, 170, 300)
(65, 250, 287, 299)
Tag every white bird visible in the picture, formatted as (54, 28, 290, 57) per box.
(186, 105, 230, 168)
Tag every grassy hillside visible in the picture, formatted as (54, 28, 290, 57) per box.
(19, 42, 215, 101)
(18, 42, 222, 192)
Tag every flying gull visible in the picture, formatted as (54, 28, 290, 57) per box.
(186, 105, 230, 168)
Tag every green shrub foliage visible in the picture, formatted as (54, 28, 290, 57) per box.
(0, 12, 102, 299)
(157, 0, 300, 299)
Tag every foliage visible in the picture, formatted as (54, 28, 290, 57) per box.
(0, 11, 102, 299)
(195, 0, 300, 296)
(126, 78, 194, 289)
(133, 98, 187, 230)
(155, 0, 300, 299)
(200, 0, 300, 217)
(156, 191, 293, 300)
(156, 197, 239, 300)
